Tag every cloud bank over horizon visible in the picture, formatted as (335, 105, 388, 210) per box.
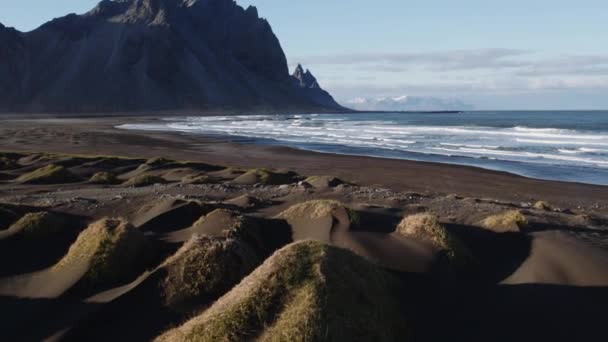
(289, 49, 608, 110)
(345, 96, 475, 111)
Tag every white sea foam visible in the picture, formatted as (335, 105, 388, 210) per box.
(117, 114, 608, 170)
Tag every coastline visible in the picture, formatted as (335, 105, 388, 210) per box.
(2, 116, 608, 340)
(1, 116, 606, 212)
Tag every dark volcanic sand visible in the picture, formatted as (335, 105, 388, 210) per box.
(0, 120, 608, 341)
(0, 117, 606, 213)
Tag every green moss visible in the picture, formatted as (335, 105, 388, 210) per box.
(16, 164, 81, 184)
(6, 212, 65, 238)
(89, 172, 120, 185)
(123, 174, 167, 187)
(397, 213, 473, 269)
(156, 241, 407, 342)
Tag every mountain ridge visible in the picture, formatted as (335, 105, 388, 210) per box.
(0, 0, 345, 114)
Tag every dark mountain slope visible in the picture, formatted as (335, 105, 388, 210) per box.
(0, 0, 345, 113)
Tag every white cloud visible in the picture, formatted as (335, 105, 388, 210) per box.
(293, 49, 608, 109)
(345, 96, 474, 111)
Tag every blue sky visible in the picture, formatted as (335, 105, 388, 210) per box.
(1, 0, 607, 109)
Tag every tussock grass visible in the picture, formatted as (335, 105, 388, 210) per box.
(155, 241, 407, 342)
(89, 172, 120, 185)
(16, 164, 81, 184)
(181, 174, 212, 185)
(479, 210, 528, 233)
(533, 201, 552, 211)
(157, 213, 289, 313)
(397, 213, 473, 269)
(55, 218, 152, 288)
(234, 168, 297, 185)
(303, 176, 345, 188)
(123, 174, 167, 187)
(276, 200, 358, 242)
(277, 200, 349, 222)
(226, 194, 265, 209)
(145, 157, 175, 167)
(160, 234, 261, 311)
(5, 212, 65, 238)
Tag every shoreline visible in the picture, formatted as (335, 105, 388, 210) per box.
(2, 116, 608, 341)
(1, 116, 606, 212)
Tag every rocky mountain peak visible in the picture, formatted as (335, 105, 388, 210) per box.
(0, 0, 344, 113)
(292, 64, 320, 89)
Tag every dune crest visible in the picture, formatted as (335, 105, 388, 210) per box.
(155, 240, 408, 342)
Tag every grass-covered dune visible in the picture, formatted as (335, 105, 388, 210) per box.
(16, 164, 81, 184)
(54, 218, 154, 291)
(156, 240, 408, 342)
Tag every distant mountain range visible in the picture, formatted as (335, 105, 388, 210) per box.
(345, 96, 474, 112)
(0, 0, 344, 114)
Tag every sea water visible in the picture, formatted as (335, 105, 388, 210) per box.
(119, 111, 608, 185)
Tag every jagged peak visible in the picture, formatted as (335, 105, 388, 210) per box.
(245, 5, 259, 18)
(87, 0, 131, 18)
(294, 63, 305, 75)
(292, 64, 320, 89)
(84, 0, 266, 27)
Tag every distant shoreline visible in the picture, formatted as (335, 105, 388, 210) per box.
(0, 116, 606, 212)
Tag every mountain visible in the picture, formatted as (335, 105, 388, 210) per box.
(291, 63, 341, 109)
(0, 0, 344, 114)
(346, 96, 474, 112)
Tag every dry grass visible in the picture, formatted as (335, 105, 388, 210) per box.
(533, 201, 552, 211)
(145, 157, 175, 167)
(155, 241, 408, 342)
(159, 234, 261, 312)
(123, 174, 167, 187)
(5, 212, 65, 238)
(397, 213, 473, 268)
(303, 176, 345, 188)
(276, 200, 357, 241)
(234, 168, 296, 185)
(55, 218, 151, 288)
(89, 172, 119, 185)
(226, 194, 265, 209)
(277, 200, 351, 222)
(181, 174, 212, 185)
(157, 213, 288, 313)
(479, 210, 528, 233)
(16, 164, 81, 184)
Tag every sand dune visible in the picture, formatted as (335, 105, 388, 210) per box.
(0, 151, 607, 341)
(503, 231, 608, 286)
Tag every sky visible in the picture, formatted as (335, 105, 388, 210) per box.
(1, 0, 607, 109)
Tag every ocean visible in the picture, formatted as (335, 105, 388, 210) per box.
(119, 111, 608, 185)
